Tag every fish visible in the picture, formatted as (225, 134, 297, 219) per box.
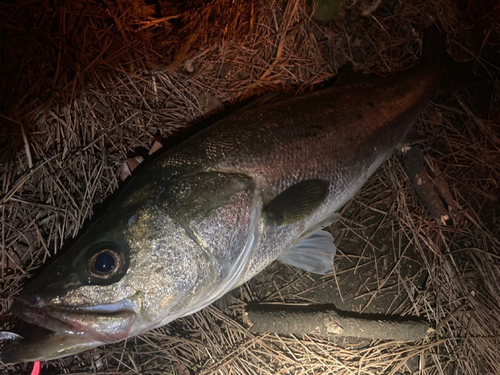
(1, 64, 440, 363)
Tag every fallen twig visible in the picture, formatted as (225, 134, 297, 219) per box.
(402, 146, 449, 224)
(245, 304, 431, 341)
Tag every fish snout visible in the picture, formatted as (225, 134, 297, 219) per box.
(11, 296, 49, 328)
(13, 293, 44, 309)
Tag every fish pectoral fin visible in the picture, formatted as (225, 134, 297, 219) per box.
(277, 229, 336, 275)
(263, 179, 329, 225)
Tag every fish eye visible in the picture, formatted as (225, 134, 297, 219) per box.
(88, 245, 123, 280)
(93, 251, 116, 273)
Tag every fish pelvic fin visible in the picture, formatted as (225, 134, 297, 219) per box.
(278, 229, 336, 275)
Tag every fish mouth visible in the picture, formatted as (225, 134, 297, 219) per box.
(1, 324, 102, 363)
(11, 298, 137, 344)
(2, 298, 138, 362)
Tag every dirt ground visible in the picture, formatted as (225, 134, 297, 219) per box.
(1, 0, 499, 374)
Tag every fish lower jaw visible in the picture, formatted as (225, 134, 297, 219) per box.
(13, 299, 136, 344)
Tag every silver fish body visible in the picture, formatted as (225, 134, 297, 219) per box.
(2, 65, 439, 362)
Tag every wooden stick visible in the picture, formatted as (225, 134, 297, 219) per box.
(402, 146, 449, 224)
(245, 304, 431, 341)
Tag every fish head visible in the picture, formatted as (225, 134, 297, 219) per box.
(5, 171, 257, 362)
(6, 197, 215, 362)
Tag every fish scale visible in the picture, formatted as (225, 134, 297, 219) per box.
(211, 66, 439, 281)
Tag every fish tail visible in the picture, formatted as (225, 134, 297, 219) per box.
(421, 25, 474, 91)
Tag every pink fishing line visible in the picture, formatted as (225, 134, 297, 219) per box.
(30, 361, 41, 375)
